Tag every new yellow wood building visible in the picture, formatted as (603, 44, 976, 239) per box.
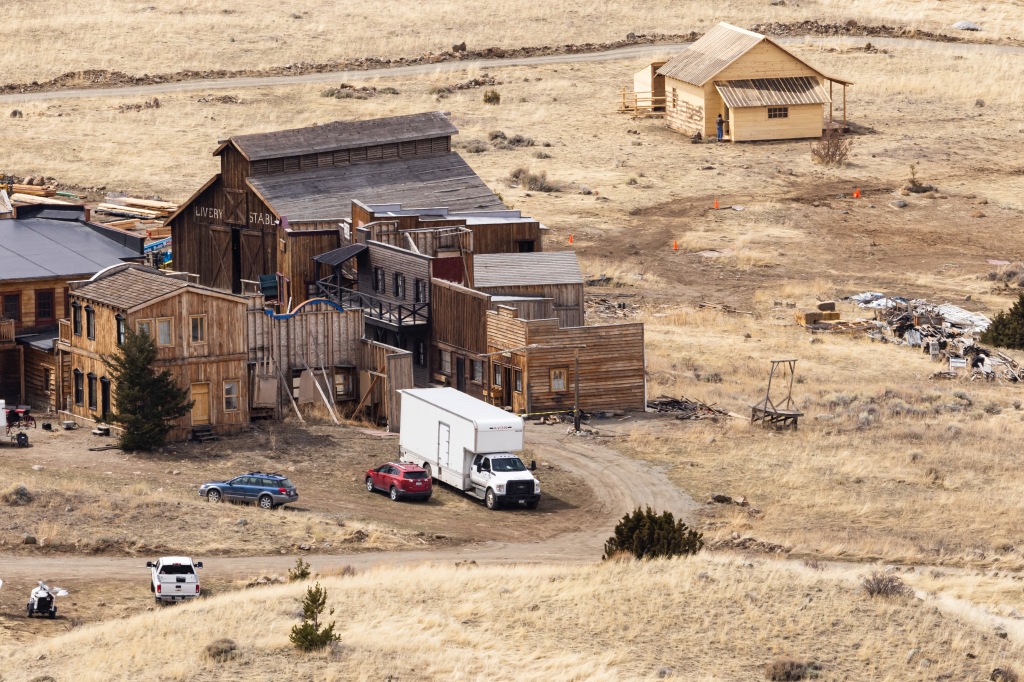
(640, 23, 851, 142)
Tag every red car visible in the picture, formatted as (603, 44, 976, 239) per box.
(366, 462, 432, 502)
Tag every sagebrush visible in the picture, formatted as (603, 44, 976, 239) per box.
(602, 506, 703, 560)
(810, 129, 853, 166)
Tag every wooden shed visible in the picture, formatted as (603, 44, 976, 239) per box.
(655, 23, 852, 141)
(166, 112, 504, 302)
(58, 264, 249, 441)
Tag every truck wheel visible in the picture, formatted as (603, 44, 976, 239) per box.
(485, 488, 497, 510)
(389, 486, 399, 501)
(258, 495, 274, 510)
(526, 500, 539, 510)
(207, 489, 221, 503)
(26, 605, 32, 618)
(366, 477, 375, 492)
(49, 608, 56, 619)
(150, 582, 155, 593)
(422, 463, 432, 479)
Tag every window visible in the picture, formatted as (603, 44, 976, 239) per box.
(63, 288, 69, 319)
(415, 341, 426, 368)
(493, 363, 502, 387)
(85, 306, 95, 340)
(115, 314, 126, 346)
(87, 373, 97, 410)
(768, 106, 789, 119)
(2, 293, 20, 322)
(514, 368, 523, 394)
(35, 290, 54, 322)
(471, 360, 483, 384)
(334, 369, 354, 400)
(373, 267, 385, 293)
(550, 368, 568, 392)
(393, 273, 406, 299)
(72, 302, 82, 335)
(414, 279, 427, 304)
(224, 380, 239, 411)
(73, 370, 84, 406)
(190, 315, 206, 344)
(156, 318, 173, 347)
(440, 350, 452, 376)
(137, 319, 152, 337)
(671, 87, 678, 109)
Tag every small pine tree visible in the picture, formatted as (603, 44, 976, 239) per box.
(103, 329, 193, 451)
(289, 557, 312, 582)
(602, 506, 703, 560)
(981, 293, 1024, 350)
(290, 582, 340, 651)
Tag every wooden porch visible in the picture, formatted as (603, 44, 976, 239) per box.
(618, 89, 666, 117)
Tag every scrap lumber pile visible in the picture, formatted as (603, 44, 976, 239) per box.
(93, 197, 178, 238)
(647, 395, 729, 420)
(8, 183, 57, 198)
(794, 300, 875, 333)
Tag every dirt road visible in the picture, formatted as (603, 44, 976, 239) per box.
(0, 430, 699, 581)
(1, 36, 1020, 105)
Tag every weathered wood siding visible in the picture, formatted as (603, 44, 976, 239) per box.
(664, 77, 706, 135)
(475, 283, 583, 328)
(358, 243, 432, 306)
(359, 339, 414, 431)
(486, 308, 645, 414)
(247, 299, 362, 370)
(716, 41, 819, 81)
(730, 103, 823, 141)
(470, 221, 544, 255)
(431, 280, 488, 356)
(24, 346, 56, 410)
(248, 136, 451, 178)
(0, 277, 72, 333)
(279, 228, 343, 301)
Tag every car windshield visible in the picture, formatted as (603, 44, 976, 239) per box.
(159, 564, 194, 575)
(490, 457, 527, 472)
(403, 471, 428, 480)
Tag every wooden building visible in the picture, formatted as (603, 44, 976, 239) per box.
(166, 112, 504, 302)
(0, 205, 143, 407)
(638, 23, 852, 141)
(472, 252, 584, 328)
(57, 264, 249, 441)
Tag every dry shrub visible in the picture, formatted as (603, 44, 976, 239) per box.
(765, 657, 812, 681)
(507, 166, 559, 192)
(483, 89, 501, 105)
(810, 129, 852, 166)
(3, 483, 34, 506)
(992, 667, 1020, 682)
(861, 570, 913, 598)
(204, 638, 238, 662)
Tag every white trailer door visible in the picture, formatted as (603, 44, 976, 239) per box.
(437, 422, 451, 470)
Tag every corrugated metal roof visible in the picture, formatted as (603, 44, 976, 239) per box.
(73, 266, 188, 309)
(714, 77, 831, 108)
(223, 112, 458, 161)
(473, 252, 583, 288)
(313, 243, 367, 267)
(0, 214, 141, 281)
(248, 153, 504, 222)
(657, 23, 764, 85)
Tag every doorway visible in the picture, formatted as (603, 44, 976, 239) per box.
(190, 382, 211, 425)
(100, 377, 111, 420)
(455, 357, 466, 392)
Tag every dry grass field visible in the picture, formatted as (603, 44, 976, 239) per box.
(3, 557, 1021, 681)
(4, 0, 1023, 82)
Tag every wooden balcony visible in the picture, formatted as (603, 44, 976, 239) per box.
(0, 318, 15, 346)
(319, 285, 429, 331)
(56, 319, 72, 348)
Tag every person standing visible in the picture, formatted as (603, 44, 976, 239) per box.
(716, 114, 724, 141)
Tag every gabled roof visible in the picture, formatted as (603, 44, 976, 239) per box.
(715, 76, 830, 108)
(216, 112, 458, 162)
(247, 153, 505, 222)
(72, 264, 242, 310)
(657, 23, 852, 86)
(473, 252, 583, 288)
(0, 210, 141, 281)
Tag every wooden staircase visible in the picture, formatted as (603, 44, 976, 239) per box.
(190, 424, 217, 443)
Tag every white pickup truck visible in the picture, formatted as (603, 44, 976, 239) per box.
(147, 556, 203, 603)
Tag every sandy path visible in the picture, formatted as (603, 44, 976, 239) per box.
(1, 36, 1020, 105)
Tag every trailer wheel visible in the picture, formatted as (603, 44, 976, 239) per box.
(485, 488, 497, 510)
(422, 463, 432, 479)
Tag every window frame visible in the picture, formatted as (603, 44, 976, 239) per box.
(190, 315, 207, 345)
(493, 363, 502, 387)
(373, 267, 385, 293)
(85, 305, 95, 340)
(393, 273, 406, 300)
(471, 359, 483, 385)
(3, 293, 21, 323)
(35, 289, 55, 323)
(87, 372, 97, 411)
(440, 350, 452, 376)
(514, 368, 523, 394)
(72, 302, 82, 336)
(223, 379, 240, 412)
(414, 278, 427, 304)
(550, 367, 568, 392)
(73, 369, 84, 406)
(671, 87, 678, 109)
(156, 317, 173, 347)
(767, 106, 789, 119)
(415, 340, 426, 368)
(136, 319, 153, 338)
(115, 313, 127, 346)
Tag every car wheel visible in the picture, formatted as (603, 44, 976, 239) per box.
(366, 477, 375, 492)
(422, 463, 432, 479)
(389, 486, 399, 501)
(207, 489, 221, 503)
(258, 495, 274, 510)
(485, 488, 497, 510)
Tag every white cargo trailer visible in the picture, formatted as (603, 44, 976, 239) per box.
(399, 388, 540, 510)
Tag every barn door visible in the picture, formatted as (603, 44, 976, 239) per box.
(208, 226, 233, 291)
(225, 189, 246, 225)
(239, 230, 265, 282)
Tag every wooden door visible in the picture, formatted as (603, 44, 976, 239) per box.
(225, 189, 246, 225)
(190, 383, 210, 425)
(455, 356, 466, 392)
(208, 227, 233, 291)
(239, 230, 265, 282)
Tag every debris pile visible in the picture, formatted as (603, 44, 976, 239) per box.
(94, 197, 178, 238)
(647, 396, 729, 420)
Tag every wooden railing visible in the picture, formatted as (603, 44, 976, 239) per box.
(318, 284, 429, 328)
(618, 88, 667, 116)
(57, 319, 71, 347)
(0, 317, 14, 344)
